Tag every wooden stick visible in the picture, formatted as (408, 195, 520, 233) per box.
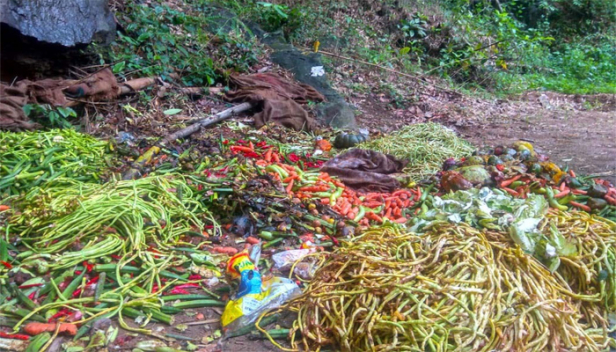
(119, 77, 157, 94)
(314, 49, 458, 94)
(163, 102, 254, 144)
(180, 87, 224, 96)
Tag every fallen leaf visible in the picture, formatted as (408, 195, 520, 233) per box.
(164, 108, 182, 115)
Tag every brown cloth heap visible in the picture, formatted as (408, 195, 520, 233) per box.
(0, 69, 119, 131)
(321, 149, 409, 193)
(225, 73, 325, 131)
(0, 84, 40, 131)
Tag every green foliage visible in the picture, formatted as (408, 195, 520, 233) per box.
(399, 14, 428, 40)
(110, 0, 611, 95)
(23, 104, 77, 129)
(494, 39, 616, 94)
(434, 0, 615, 93)
(242, 1, 305, 40)
(256, 2, 290, 31)
(101, 0, 260, 86)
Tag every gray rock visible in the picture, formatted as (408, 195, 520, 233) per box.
(267, 35, 358, 130)
(316, 101, 357, 130)
(270, 42, 340, 101)
(1, 0, 116, 46)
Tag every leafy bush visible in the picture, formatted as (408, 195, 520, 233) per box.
(23, 105, 77, 129)
(100, 0, 260, 86)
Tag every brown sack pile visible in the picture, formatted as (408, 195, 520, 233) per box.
(0, 69, 119, 131)
(225, 73, 324, 131)
(321, 149, 409, 193)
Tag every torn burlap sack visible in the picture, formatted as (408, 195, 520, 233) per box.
(0, 84, 41, 131)
(0, 69, 119, 131)
(321, 149, 408, 193)
(225, 73, 324, 131)
(63, 68, 119, 102)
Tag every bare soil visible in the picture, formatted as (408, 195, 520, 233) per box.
(348, 82, 616, 184)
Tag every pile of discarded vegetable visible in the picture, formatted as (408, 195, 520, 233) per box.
(0, 130, 114, 197)
(437, 140, 616, 222)
(0, 175, 234, 350)
(358, 123, 474, 180)
(261, 222, 615, 352)
(226, 139, 422, 229)
(2, 121, 616, 352)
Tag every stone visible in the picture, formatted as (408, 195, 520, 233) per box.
(0, 0, 116, 46)
(316, 101, 358, 130)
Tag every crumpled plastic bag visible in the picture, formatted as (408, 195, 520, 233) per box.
(272, 249, 314, 271)
(221, 276, 301, 336)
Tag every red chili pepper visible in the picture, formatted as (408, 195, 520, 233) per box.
(1, 261, 12, 269)
(74, 270, 82, 275)
(82, 261, 94, 272)
(236, 139, 247, 145)
(288, 153, 300, 163)
(496, 164, 505, 171)
(72, 275, 100, 298)
(18, 283, 44, 289)
(27, 291, 36, 300)
(111, 254, 122, 260)
(173, 283, 200, 290)
(168, 287, 190, 295)
(331, 237, 340, 246)
(58, 280, 69, 291)
(188, 274, 202, 280)
(222, 139, 229, 145)
(0, 331, 31, 340)
(48, 308, 70, 322)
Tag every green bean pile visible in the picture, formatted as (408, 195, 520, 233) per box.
(358, 123, 474, 180)
(266, 224, 614, 351)
(0, 129, 111, 196)
(539, 210, 616, 312)
(9, 175, 218, 272)
(1, 175, 224, 339)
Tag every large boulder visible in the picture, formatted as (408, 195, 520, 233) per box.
(0, 0, 116, 46)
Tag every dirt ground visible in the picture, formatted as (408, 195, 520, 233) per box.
(352, 88, 616, 184)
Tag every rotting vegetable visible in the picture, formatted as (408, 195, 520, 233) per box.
(259, 224, 615, 351)
(0, 129, 113, 196)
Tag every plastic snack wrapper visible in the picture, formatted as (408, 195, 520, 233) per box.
(221, 276, 301, 335)
(221, 245, 301, 336)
